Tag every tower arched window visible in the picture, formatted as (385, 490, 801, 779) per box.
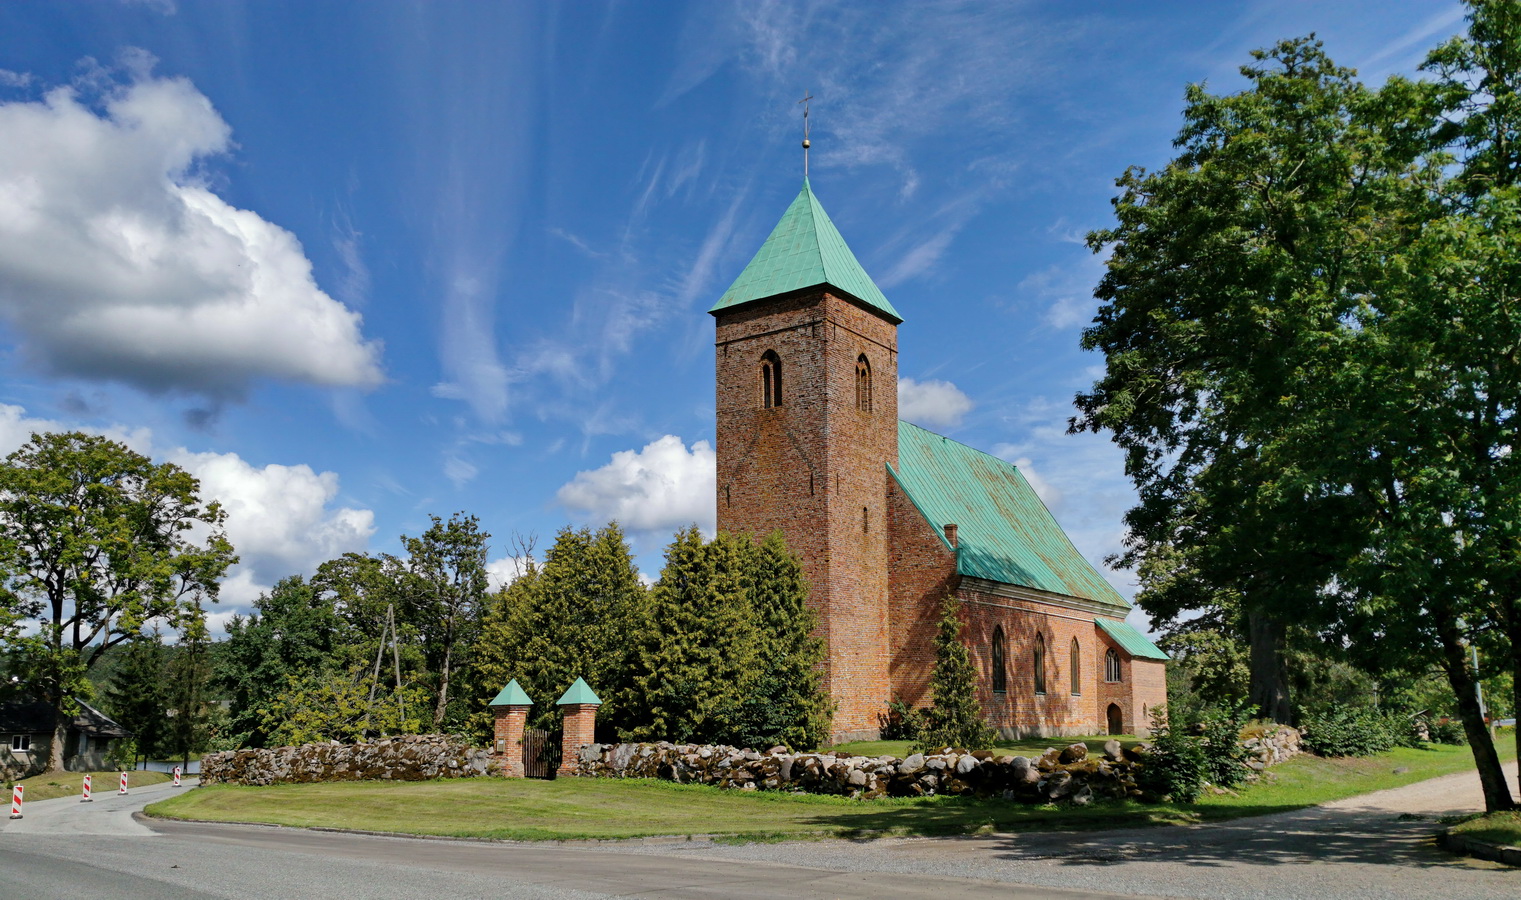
(991, 626, 1007, 694)
(1105, 648, 1122, 683)
(1070, 638, 1081, 695)
(760, 350, 783, 408)
(855, 354, 872, 412)
(1033, 632, 1047, 695)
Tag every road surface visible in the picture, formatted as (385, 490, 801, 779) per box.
(0, 770, 1514, 898)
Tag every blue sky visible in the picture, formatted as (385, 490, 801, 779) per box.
(0, 0, 1468, 633)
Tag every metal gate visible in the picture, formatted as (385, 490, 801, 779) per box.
(522, 727, 558, 779)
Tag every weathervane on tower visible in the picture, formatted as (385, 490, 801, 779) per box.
(799, 90, 814, 178)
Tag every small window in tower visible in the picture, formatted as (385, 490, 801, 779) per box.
(760, 350, 783, 408)
(1071, 638, 1081, 696)
(855, 354, 872, 412)
(992, 626, 1007, 694)
(1033, 632, 1047, 695)
(862, 506, 869, 533)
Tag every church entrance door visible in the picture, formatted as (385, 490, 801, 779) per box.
(1106, 704, 1123, 735)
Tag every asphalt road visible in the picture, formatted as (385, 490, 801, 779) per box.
(0, 771, 1514, 899)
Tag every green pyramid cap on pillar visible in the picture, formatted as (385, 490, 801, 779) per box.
(555, 677, 601, 706)
(709, 179, 902, 323)
(488, 678, 533, 707)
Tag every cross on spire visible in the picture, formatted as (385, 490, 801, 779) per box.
(799, 91, 814, 178)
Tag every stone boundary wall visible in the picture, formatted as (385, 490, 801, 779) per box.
(200, 734, 493, 786)
(574, 725, 1303, 803)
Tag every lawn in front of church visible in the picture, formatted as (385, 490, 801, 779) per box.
(143, 742, 1509, 842)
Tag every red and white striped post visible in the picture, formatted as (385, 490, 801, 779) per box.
(81, 774, 93, 802)
(8, 784, 21, 819)
(172, 766, 181, 787)
(118, 771, 128, 795)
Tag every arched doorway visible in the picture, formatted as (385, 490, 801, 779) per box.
(1106, 703, 1124, 735)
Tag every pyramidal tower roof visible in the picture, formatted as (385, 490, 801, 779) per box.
(709, 179, 902, 323)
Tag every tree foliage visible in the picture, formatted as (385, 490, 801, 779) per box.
(1075, 4, 1521, 810)
(0, 432, 236, 770)
(104, 629, 168, 763)
(915, 597, 995, 752)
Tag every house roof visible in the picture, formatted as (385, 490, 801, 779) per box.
(0, 698, 131, 738)
(890, 421, 1130, 610)
(1096, 617, 1170, 661)
(709, 179, 902, 323)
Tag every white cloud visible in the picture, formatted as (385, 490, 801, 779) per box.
(485, 555, 531, 591)
(556, 435, 716, 538)
(0, 403, 375, 614)
(170, 448, 376, 595)
(0, 65, 383, 398)
(898, 377, 973, 429)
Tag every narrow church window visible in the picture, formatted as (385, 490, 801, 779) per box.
(724, 485, 730, 507)
(1071, 639, 1081, 695)
(992, 626, 1007, 694)
(862, 506, 869, 533)
(1105, 648, 1122, 683)
(1033, 632, 1047, 695)
(855, 354, 872, 412)
(809, 472, 815, 496)
(760, 350, 783, 408)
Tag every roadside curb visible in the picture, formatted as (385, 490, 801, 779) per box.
(135, 811, 778, 847)
(1438, 829, 1521, 866)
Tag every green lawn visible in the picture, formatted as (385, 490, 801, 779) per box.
(10, 770, 172, 803)
(145, 742, 1509, 842)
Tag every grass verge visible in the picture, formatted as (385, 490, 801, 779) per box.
(145, 742, 1511, 842)
(11, 769, 172, 803)
(1448, 811, 1521, 848)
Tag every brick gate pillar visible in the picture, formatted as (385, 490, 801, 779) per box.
(555, 677, 602, 777)
(488, 678, 534, 778)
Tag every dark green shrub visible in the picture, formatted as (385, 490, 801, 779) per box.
(1299, 706, 1398, 756)
(1428, 718, 1467, 745)
(879, 698, 925, 741)
(1198, 701, 1255, 789)
(1137, 707, 1208, 803)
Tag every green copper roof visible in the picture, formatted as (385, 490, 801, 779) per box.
(555, 677, 602, 706)
(1096, 618, 1170, 661)
(890, 421, 1130, 610)
(709, 179, 902, 323)
(488, 678, 533, 707)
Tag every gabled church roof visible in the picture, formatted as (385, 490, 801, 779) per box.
(709, 179, 902, 323)
(890, 421, 1130, 610)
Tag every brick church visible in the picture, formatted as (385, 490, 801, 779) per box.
(711, 179, 1168, 742)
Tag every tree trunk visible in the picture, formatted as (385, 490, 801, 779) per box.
(1437, 614, 1516, 812)
(433, 640, 452, 729)
(46, 715, 67, 773)
(1247, 609, 1293, 723)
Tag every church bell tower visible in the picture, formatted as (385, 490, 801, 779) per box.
(710, 179, 901, 741)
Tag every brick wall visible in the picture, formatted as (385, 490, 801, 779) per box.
(714, 290, 899, 741)
(491, 705, 529, 778)
(886, 479, 959, 708)
(958, 589, 1113, 738)
(1129, 660, 1168, 736)
(558, 704, 599, 776)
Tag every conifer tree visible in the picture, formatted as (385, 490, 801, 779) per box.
(164, 613, 213, 766)
(916, 596, 995, 751)
(624, 528, 759, 743)
(728, 531, 832, 750)
(105, 629, 168, 764)
(474, 524, 644, 734)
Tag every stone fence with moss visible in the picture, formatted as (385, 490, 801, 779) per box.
(201, 734, 494, 786)
(571, 725, 1302, 803)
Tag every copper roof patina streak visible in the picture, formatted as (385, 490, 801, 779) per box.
(890, 421, 1130, 609)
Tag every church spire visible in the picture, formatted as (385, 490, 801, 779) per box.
(708, 181, 902, 323)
